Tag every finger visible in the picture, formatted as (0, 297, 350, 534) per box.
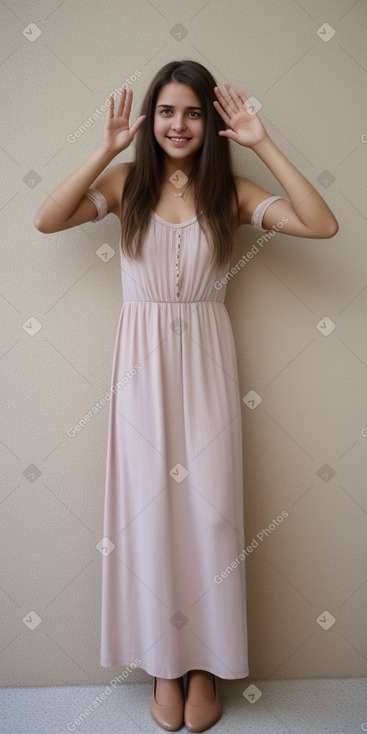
(123, 92, 134, 123)
(219, 82, 239, 113)
(235, 89, 255, 115)
(129, 114, 146, 135)
(119, 87, 133, 120)
(213, 100, 232, 128)
(213, 85, 235, 114)
(218, 129, 239, 141)
(225, 82, 244, 110)
(107, 93, 114, 119)
(237, 89, 248, 105)
(116, 88, 127, 117)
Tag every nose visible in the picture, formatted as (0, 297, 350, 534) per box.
(171, 114, 186, 132)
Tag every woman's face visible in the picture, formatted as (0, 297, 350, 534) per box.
(153, 82, 205, 164)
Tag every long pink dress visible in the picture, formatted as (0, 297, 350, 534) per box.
(87, 188, 252, 679)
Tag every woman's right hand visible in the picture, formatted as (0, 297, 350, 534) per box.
(99, 87, 146, 156)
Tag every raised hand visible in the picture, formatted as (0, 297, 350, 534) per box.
(100, 87, 146, 155)
(213, 83, 268, 148)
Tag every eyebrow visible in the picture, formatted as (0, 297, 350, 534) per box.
(156, 104, 202, 110)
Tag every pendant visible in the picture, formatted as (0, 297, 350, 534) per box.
(174, 192, 184, 197)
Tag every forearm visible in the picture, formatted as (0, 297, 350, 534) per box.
(33, 146, 115, 231)
(251, 136, 338, 231)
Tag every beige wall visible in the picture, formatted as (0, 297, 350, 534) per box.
(1, 0, 366, 687)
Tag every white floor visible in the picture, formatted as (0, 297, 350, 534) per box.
(1, 677, 366, 733)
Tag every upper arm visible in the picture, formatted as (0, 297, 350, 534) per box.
(234, 176, 338, 238)
(36, 162, 131, 233)
(235, 175, 277, 228)
(86, 161, 132, 221)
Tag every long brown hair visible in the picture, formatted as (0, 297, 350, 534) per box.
(120, 60, 239, 266)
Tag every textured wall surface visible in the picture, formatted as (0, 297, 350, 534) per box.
(1, 0, 366, 690)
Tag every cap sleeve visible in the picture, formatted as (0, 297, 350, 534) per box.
(85, 187, 108, 222)
(250, 195, 285, 231)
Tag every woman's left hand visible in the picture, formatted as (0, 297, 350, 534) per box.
(213, 83, 269, 148)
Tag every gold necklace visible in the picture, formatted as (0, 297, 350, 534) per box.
(173, 185, 190, 198)
(167, 171, 191, 199)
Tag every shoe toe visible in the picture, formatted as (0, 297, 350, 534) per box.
(150, 677, 184, 731)
(184, 675, 221, 732)
(150, 698, 184, 731)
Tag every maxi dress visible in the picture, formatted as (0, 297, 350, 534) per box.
(85, 186, 281, 680)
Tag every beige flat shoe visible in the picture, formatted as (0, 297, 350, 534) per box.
(150, 676, 184, 731)
(184, 673, 221, 732)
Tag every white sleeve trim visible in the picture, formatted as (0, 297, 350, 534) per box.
(250, 195, 285, 231)
(85, 187, 108, 222)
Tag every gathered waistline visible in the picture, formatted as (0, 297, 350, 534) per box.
(122, 299, 226, 304)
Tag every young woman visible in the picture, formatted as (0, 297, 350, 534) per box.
(34, 60, 338, 732)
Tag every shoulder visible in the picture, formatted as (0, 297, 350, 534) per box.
(233, 175, 276, 227)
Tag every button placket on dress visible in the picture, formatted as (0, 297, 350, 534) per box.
(174, 228, 182, 299)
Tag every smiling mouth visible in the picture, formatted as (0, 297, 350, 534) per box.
(167, 136, 192, 141)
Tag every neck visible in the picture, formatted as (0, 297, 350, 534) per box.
(162, 153, 197, 180)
